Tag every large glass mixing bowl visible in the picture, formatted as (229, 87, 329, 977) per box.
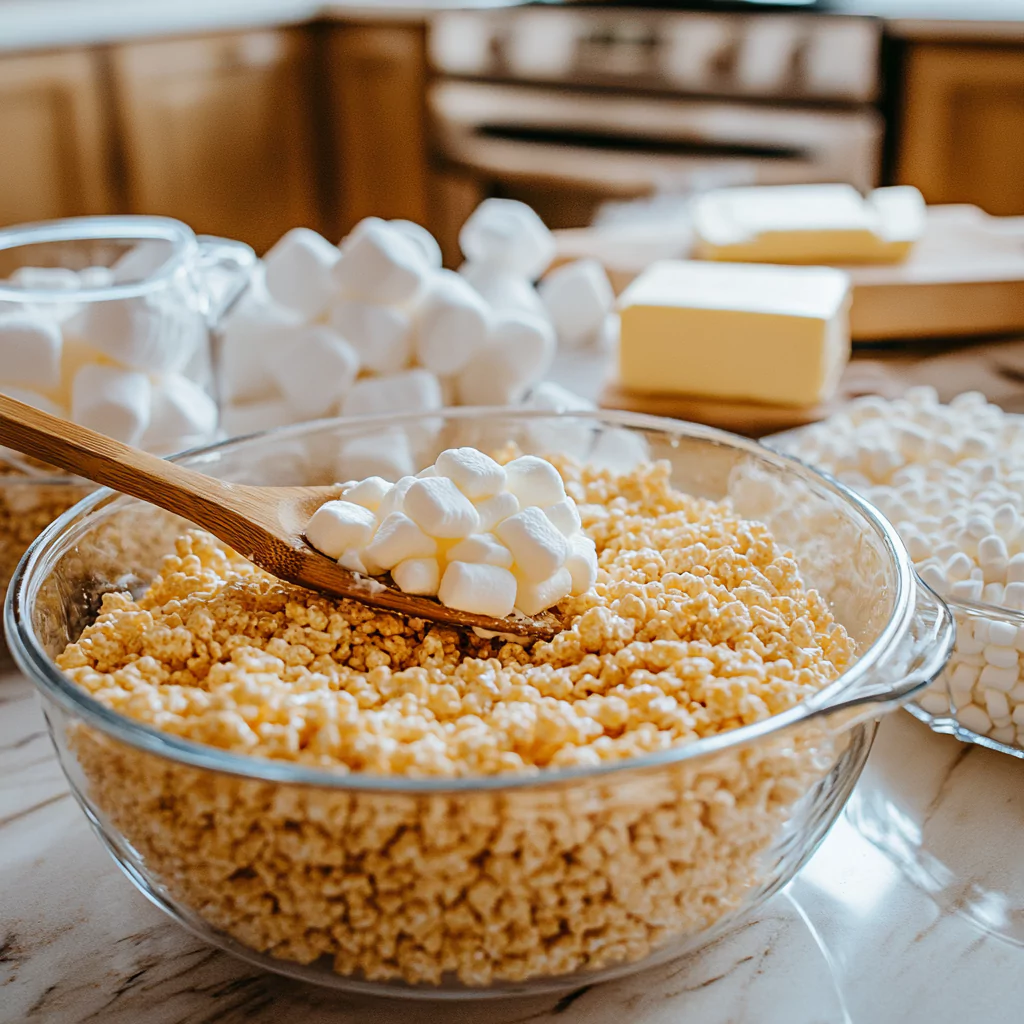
(6, 409, 953, 998)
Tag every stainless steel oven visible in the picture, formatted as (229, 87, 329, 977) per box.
(428, 5, 884, 231)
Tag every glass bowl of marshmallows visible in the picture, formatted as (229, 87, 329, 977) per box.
(0, 215, 254, 656)
(7, 409, 951, 996)
(770, 387, 1024, 760)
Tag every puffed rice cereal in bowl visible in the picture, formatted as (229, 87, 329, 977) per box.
(7, 410, 952, 996)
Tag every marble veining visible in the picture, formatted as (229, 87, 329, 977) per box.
(3, 663, 1024, 1023)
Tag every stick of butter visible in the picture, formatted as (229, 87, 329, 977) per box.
(693, 184, 926, 264)
(617, 260, 851, 407)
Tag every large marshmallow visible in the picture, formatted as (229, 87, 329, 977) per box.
(220, 397, 294, 437)
(390, 219, 444, 269)
(219, 299, 303, 403)
(435, 447, 506, 499)
(0, 312, 62, 389)
(341, 476, 391, 512)
(475, 490, 519, 532)
(459, 261, 547, 319)
(335, 427, 415, 482)
(392, 556, 441, 596)
(262, 228, 340, 319)
(447, 533, 514, 569)
(142, 374, 218, 451)
(364, 511, 438, 570)
(456, 311, 555, 405)
(66, 294, 201, 374)
(544, 497, 582, 538)
(459, 198, 556, 281)
(514, 566, 572, 617)
(265, 326, 359, 418)
(404, 476, 481, 539)
(0, 385, 64, 417)
(496, 506, 569, 581)
(377, 475, 418, 519)
(539, 259, 614, 349)
(524, 381, 595, 412)
(504, 455, 566, 507)
(341, 369, 442, 418)
(333, 221, 430, 305)
(565, 533, 598, 595)
(70, 364, 151, 444)
(438, 561, 517, 619)
(305, 500, 378, 559)
(414, 271, 490, 376)
(328, 301, 412, 375)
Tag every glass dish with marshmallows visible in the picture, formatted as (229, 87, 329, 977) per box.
(7, 409, 952, 996)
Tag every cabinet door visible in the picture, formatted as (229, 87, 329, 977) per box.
(0, 50, 115, 227)
(112, 30, 320, 253)
(898, 44, 1024, 216)
(326, 24, 430, 237)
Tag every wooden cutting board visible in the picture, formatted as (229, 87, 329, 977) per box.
(554, 205, 1024, 342)
(599, 360, 906, 437)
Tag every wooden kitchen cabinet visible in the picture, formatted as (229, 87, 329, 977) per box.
(110, 29, 320, 253)
(0, 50, 115, 227)
(324, 23, 431, 238)
(898, 43, 1024, 216)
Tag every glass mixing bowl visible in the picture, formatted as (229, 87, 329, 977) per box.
(6, 409, 953, 998)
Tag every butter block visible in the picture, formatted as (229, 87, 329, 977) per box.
(693, 184, 925, 265)
(617, 260, 851, 407)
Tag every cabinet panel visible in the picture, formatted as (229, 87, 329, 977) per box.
(326, 24, 430, 237)
(898, 44, 1024, 216)
(111, 30, 320, 253)
(0, 50, 115, 227)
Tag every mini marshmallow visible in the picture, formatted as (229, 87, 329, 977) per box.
(438, 562, 518, 618)
(78, 266, 116, 289)
(390, 220, 443, 269)
(365, 512, 438, 570)
(539, 259, 614, 349)
(435, 447, 506, 499)
(459, 261, 547, 319)
(0, 312, 62, 389)
(341, 476, 391, 512)
(328, 302, 412, 375)
(474, 490, 520, 532)
(504, 455, 566, 507)
(447, 533, 514, 568)
(414, 271, 490, 376)
(142, 374, 218, 452)
(110, 240, 172, 285)
(459, 198, 556, 280)
(339, 549, 369, 574)
(305, 500, 378, 559)
(404, 476, 481, 539)
(0, 385, 64, 417)
(514, 566, 572, 617)
(335, 427, 416, 482)
(544, 498, 582, 538)
(333, 222, 429, 305)
(496, 506, 569, 582)
(8, 266, 81, 290)
(220, 397, 294, 437)
(957, 703, 993, 734)
(70, 364, 151, 445)
(66, 294, 199, 374)
(392, 556, 441, 596)
(565, 534, 598, 595)
(263, 228, 339, 319)
(377, 475, 418, 519)
(524, 381, 596, 412)
(341, 369, 442, 418)
(265, 326, 359, 418)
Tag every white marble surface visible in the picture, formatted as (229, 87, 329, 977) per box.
(3, 657, 1024, 1023)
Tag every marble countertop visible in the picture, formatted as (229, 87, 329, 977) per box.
(0, 0, 1020, 55)
(4, 660, 1024, 1022)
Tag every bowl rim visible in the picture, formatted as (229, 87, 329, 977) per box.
(6, 406, 916, 793)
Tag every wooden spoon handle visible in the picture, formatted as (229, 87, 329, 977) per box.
(0, 393, 235, 525)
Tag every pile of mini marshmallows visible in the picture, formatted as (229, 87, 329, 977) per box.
(0, 246, 216, 452)
(779, 387, 1024, 747)
(219, 199, 615, 437)
(306, 447, 598, 619)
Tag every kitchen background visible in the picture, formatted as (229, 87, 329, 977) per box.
(0, 0, 1020, 264)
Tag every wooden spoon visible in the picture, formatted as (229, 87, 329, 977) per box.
(0, 394, 560, 642)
